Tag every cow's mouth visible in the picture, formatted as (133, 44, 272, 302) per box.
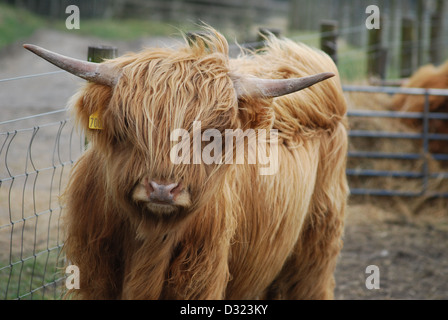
(131, 177, 192, 214)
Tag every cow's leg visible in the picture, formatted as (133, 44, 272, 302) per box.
(264, 207, 345, 300)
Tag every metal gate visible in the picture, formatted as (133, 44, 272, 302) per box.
(344, 85, 448, 197)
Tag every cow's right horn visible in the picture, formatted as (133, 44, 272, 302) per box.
(23, 44, 120, 87)
(232, 72, 335, 99)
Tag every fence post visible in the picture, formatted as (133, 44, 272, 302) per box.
(256, 27, 281, 50)
(429, 0, 445, 65)
(416, 0, 425, 66)
(87, 45, 118, 63)
(257, 27, 281, 41)
(186, 31, 216, 50)
(367, 19, 387, 80)
(85, 45, 117, 149)
(186, 31, 205, 45)
(400, 17, 415, 78)
(320, 20, 338, 65)
(288, 0, 302, 31)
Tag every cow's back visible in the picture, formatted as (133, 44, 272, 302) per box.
(225, 38, 348, 299)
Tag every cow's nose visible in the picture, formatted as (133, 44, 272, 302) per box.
(147, 181, 182, 204)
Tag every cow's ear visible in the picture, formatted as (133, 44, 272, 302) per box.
(69, 83, 113, 134)
(231, 72, 335, 99)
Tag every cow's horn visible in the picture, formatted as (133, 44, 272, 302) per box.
(23, 44, 120, 86)
(233, 72, 335, 99)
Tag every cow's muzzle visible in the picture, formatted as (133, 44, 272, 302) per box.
(132, 177, 192, 214)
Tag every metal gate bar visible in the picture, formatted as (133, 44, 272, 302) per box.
(343, 85, 448, 197)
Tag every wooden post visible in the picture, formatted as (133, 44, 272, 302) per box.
(429, 0, 444, 65)
(257, 28, 281, 41)
(367, 19, 387, 80)
(84, 45, 117, 149)
(416, 0, 425, 66)
(288, 0, 301, 31)
(400, 17, 415, 78)
(256, 28, 281, 50)
(186, 31, 203, 45)
(87, 45, 118, 63)
(367, 24, 381, 78)
(186, 31, 213, 49)
(320, 20, 338, 65)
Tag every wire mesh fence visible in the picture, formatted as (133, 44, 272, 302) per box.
(0, 112, 84, 299)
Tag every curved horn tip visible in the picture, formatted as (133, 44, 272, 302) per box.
(23, 44, 36, 53)
(322, 72, 335, 78)
(22, 43, 119, 87)
(23, 44, 42, 53)
(320, 72, 336, 80)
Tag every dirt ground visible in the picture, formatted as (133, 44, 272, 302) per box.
(1, 30, 447, 300)
(335, 198, 448, 300)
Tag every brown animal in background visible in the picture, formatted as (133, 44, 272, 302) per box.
(393, 60, 448, 154)
(24, 28, 348, 299)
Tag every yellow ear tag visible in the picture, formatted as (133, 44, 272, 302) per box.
(89, 111, 103, 130)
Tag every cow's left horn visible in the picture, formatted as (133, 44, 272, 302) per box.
(233, 72, 335, 99)
(23, 44, 120, 87)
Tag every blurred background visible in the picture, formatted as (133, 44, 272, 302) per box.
(1, 0, 448, 82)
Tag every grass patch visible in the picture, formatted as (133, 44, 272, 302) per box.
(0, 3, 45, 48)
(0, 3, 192, 50)
(51, 18, 192, 40)
(0, 248, 66, 300)
(338, 42, 367, 82)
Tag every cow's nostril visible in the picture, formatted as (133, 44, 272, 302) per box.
(148, 181, 182, 203)
(169, 183, 183, 197)
(146, 178, 154, 193)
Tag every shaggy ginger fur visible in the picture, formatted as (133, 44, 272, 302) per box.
(63, 29, 348, 299)
(392, 60, 448, 154)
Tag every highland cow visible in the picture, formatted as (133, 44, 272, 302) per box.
(392, 60, 448, 154)
(24, 28, 348, 299)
